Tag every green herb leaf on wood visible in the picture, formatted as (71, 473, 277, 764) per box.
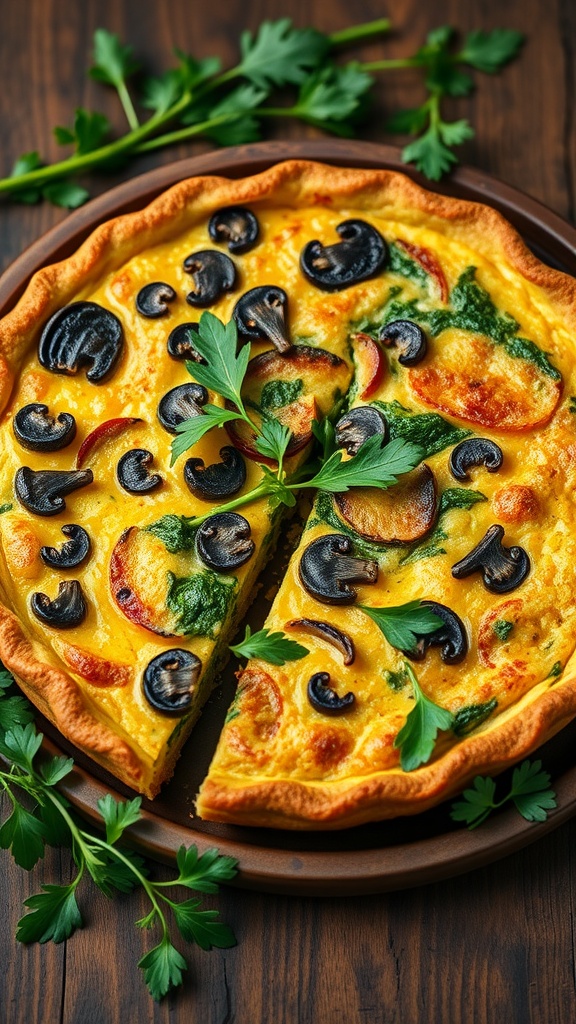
(17, 884, 83, 944)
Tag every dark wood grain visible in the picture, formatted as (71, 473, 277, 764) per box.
(0, 1, 575, 1022)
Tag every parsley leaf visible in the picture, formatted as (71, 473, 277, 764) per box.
(230, 625, 309, 666)
(170, 405, 240, 465)
(359, 600, 443, 654)
(97, 794, 143, 844)
(90, 29, 139, 89)
(54, 108, 110, 154)
(254, 418, 291, 464)
(289, 62, 373, 129)
(0, 801, 46, 869)
(17, 884, 83, 944)
(451, 759, 557, 829)
(138, 938, 187, 1002)
(238, 18, 328, 88)
(41, 182, 90, 209)
(393, 662, 454, 771)
(39, 755, 74, 787)
(184, 312, 249, 409)
(306, 435, 423, 492)
(174, 845, 238, 893)
(459, 29, 524, 74)
(172, 900, 237, 951)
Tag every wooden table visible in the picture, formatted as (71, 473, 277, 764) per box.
(1, 2, 575, 1021)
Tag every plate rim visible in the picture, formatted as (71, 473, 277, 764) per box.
(2, 139, 576, 897)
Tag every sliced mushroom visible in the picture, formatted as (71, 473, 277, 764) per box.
(379, 319, 427, 366)
(136, 282, 176, 318)
(13, 403, 76, 453)
(233, 286, 290, 354)
(299, 534, 378, 605)
(184, 446, 246, 501)
(451, 524, 530, 593)
(307, 672, 355, 715)
(157, 383, 208, 434)
(208, 206, 259, 254)
(196, 512, 255, 572)
(167, 322, 204, 362)
(143, 649, 201, 715)
(400, 601, 468, 664)
(449, 438, 504, 482)
(183, 250, 236, 307)
(286, 618, 355, 665)
(117, 450, 163, 494)
(38, 301, 124, 383)
(31, 580, 87, 628)
(335, 406, 388, 456)
(300, 219, 387, 292)
(15, 467, 93, 517)
(40, 524, 91, 570)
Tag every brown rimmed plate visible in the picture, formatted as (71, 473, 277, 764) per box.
(2, 140, 576, 897)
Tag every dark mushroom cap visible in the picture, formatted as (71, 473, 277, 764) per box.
(379, 319, 428, 366)
(299, 534, 378, 605)
(15, 467, 93, 517)
(167, 322, 204, 362)
(307, 672, 355, 715)
(335, 406, 388, 456)
(183, 250, 237, 307)
(143, 649, 201, 715)
(300, 219, 387, 292)
(449, 438, 504, 482)
(117, 449, 163, 494)
(40, 524, 91, 570)
(136, 282, 177, 318)
(451, 524, 530, 593)
(184, 445, 246, 501)
(402, 600, 468, 664)
(233, 286, 290, 353)
(13, 403, 76, 452)
(286, 618, 355, 665)
(31, 580, 87, 628)
(157, 383, 208, 434)
(38, 301, 124, 383)
(196, 512, 255, 572)
(208, 206, 260, 254)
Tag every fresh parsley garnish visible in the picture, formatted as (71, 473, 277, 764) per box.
(0, 19, 523, 204)
(450, 759, 557, 829)
(169, 313, 422, 530)
(393, 662, 454, 771)
(0, 667, 237, 1002)
(230, 625, 309, 665)
(359, 600, 443, 654)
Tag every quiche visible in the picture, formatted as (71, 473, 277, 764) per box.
(1, 160, 576, 831)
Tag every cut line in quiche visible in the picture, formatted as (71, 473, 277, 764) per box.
(0, 160, 576, 830)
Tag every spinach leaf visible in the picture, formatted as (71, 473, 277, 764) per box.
(167, 571, 237, 638)
(373, 400, 471, 457)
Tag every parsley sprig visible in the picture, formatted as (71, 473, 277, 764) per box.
(230, 625, 309, 665)
(1, 19, 523, 205)
(171, 313, 423, 528)
(393, 662, 454, 772)
(377, 26, 524, 179)
(450, 759, 557, 829)
(0, 668, 237, 1002)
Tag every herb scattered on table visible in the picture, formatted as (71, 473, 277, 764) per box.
(392, 661, 454, 772)
(170, 312, 423, 529)
(0, 666, 237, 1002)
(1, 19, 523, 206)
(450, 759, 557, 829)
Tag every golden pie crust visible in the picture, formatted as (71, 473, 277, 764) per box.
(0, 160, 575, 826)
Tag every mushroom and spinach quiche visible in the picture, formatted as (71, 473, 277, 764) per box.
(1, 160, 576, 830)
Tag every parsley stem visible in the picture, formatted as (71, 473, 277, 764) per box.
(116, 80, 140, 132)
(360, 57, 422, 71)
(329, 19, 392, 47)
(183, 479, 273, 528)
